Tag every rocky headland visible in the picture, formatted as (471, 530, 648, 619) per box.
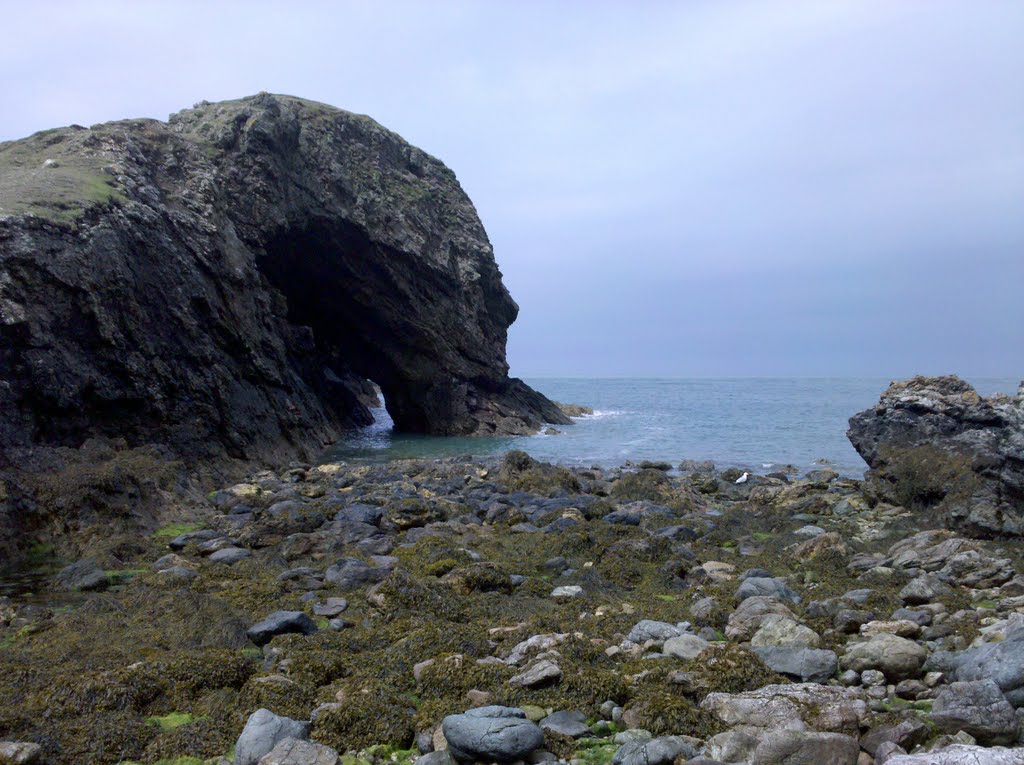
(0, 376, 1023, 765)
(0, 93, 568, 564)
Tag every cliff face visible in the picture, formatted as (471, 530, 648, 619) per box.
(0, 93, 568, 468)
(848, 376, 1024, 537)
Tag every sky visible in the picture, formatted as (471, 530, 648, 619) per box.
(2, 1, 1021, 378)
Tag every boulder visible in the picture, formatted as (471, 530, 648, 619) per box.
(246, 611, 317, 646)
(884, 744, 1024, 764)
(539, 711, 589, 739)
(929, 679, 1020, 744)
(256, 737, 339, 765)
(442, 706, 544, 763)
(663, 634, 710, 660)
(751, 646, 838, 683)
(0, 742, 43, 764)
(749, 615, 821, 648)
(938, 630, 1024, 706)
(235, 709, 310, 765)
(699, 683, 867, 734)
(736, 577, 801, 604)
(848, 376, 1024, 537)
(726, 596, 798, 641)
(751, 729, 860, 765)
(840, 633, 927, 681)
(611, 736, 698, 765)
(900, 574, 953, 605)
(627, 620, 684, 645)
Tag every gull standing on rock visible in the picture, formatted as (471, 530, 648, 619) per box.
(735, 472, 749, 484)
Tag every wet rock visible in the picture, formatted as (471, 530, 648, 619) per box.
(840, 633, 927, 681)
(247, 611, 317, 646)
(256, 737, 339, 765)
(235, 708, 311, 765)
(442, 706, 545, 763)
(929, 679, 1020, 744)
(52, 558, 108, 592)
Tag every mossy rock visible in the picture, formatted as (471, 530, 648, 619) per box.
(238, 674, 315, 720)
(621, 690, 719, 738)
(498, 451, 580, 496)
(312, 688, 416, 750)
(143, 716, 233, 762)
(443, 564, 514, 595)
(677, 644, 788, 699)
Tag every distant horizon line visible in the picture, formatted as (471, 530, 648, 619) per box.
(517, 374, 1021, 381)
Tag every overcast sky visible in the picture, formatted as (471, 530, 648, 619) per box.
(3, 1, 1021, 378)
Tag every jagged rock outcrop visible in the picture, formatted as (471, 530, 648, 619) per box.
(0, 93, 568, 469)
(848, 375, 1024, 537)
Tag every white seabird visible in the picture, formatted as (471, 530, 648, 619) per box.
(735, 471, 749, 484)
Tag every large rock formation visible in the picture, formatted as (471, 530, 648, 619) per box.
(0, 93, 568, 469)
(848, 375, 1024, 537)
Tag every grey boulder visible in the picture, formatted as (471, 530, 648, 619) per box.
(929, 679, 1020, 745)
(884, 744, 1024, 764)
(235, 709, 310, 765)
(736, 576, 801, 604)
(256, 737, 339, 765)
(246, 611, 317, 646)
(612, 736, 698, 765)
(751, 729, 860, 765)
(752, 646, 838, 683)
(442, 706, 544, 763)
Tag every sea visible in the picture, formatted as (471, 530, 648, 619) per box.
(324, 377, 1020, 478)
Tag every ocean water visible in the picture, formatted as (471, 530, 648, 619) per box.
(324, 377, 1020, 477)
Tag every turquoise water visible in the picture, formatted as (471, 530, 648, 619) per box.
(324, 377, 1020, 476)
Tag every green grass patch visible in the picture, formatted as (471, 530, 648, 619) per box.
(153, 523, 204, 540)
(145, 711, 196, 731)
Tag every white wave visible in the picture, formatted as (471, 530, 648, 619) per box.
(577, 409, 628, 419)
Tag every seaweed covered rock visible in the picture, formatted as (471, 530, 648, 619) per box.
(848, 376, 1024, 537)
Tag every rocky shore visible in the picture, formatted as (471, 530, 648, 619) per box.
(2, 376, 1023, 765)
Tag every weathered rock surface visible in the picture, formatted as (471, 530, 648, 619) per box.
(441, 706, 544, 763)
(848, 375, 1024, 536)
(234, 709, 310, 765)
(929, 679, 1020, 745)
(884, 744, 1024, 764)
(0, 93, 568, 472)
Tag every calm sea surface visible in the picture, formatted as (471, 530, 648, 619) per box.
(324, 377, 1020, 477)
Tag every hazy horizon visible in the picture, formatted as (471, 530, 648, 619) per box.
(3, 2, 1021, 378)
